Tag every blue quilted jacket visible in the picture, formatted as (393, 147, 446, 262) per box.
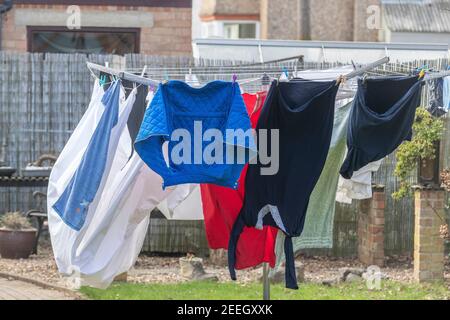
(135, 80, 256, 189)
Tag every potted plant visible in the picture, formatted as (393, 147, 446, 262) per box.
(0, 212, 37, 259)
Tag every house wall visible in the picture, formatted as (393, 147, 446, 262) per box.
(0, 3, 192, 55)
(260, 0, 300, 40)
(193, 0, 386, 42)
(353, 0, 381, 42)
(199, 0, 260, 18)
(309, 0, 355, 41)
(259, 0, 380, 42)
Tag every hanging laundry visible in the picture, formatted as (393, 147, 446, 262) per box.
(48, 82, 200, 288)
(443, 76, 450, 111)
(185, 73, 200, 87)
(340, 76, 424, 179)
(73, 136, 198, 287)
(48, 80, 136, 275)
(201, 91, 278, 270)
(157, 185, 203, 220)
(273, 101, 352, 272)
(271, 67, 357, 272)
(52, 80, 129, 231)
(292, 67, 379, 204)
(229, 80, 339, 289)
(336, 160, 383, 204)
(427, 78, 446, 117)
(123, 79, 149, 151)
(135, 81, 257, 189)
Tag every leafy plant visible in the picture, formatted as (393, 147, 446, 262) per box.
(440, 169, 450, 242)
(392, 107, 444, 199)
(441, 169, 450, 192)
(0, 212, 32, 230)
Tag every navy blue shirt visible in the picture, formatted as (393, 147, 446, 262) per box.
(340, 76, 424, 179)
(228, 79, 339, 289)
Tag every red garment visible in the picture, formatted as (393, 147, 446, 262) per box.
(200, 92, 278, 269)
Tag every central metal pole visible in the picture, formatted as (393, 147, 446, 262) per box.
(262, 263, 270, 300)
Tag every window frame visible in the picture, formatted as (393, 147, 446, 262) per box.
(222, 22, 258, 40)
(27, 26, 141, 54)
(201, 20, 260, 40)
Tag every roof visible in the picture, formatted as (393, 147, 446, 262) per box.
(383, 1, 450, 33)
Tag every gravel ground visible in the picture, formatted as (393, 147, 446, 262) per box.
(1, 241, 449, 288)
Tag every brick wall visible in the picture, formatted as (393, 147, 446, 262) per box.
(413, 188, 445, 282)
(309, 0, 355, 41)
(353, 0, 381, 42)
(0, 4, 192, 55)
(358, 186, 385, 267)
(200, 0, 260, 17)
(260, 0, 300, 40)
(259, 0, 381, 41)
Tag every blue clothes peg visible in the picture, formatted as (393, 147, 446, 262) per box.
(99, 75, 106, 86)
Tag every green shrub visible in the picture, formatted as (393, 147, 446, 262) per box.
(393, 107, 444, 199)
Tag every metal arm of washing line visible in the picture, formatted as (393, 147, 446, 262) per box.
(86, 61, 160, 87)
(340, 56, 390, 82)
(424, 69, 450, 81)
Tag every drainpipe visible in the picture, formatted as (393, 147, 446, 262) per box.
(0, 0, 13, 51)
(300, 0, 311, 40)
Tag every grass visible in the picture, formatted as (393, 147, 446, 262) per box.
(80, 280, 450, 300)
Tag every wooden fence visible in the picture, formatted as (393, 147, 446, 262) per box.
(0, 52, 448, 256)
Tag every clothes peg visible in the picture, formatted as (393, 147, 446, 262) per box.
(417, 65, 427, 79)
(282, 67, 289, 78)
(336, 75, 346, 86)
(99, 74, 107, 86)
(418, 69, 426, 80)
(362, 74, 369, 87)
(232, 74, 238, 83)
(261, 73, 271, 86)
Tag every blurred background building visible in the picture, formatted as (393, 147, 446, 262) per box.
(0, 0, 449, 56)
(192, 0, 450, 44)
(0, 0, 192, 55)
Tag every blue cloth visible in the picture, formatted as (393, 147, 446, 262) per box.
(340, 76, 424, 179)
(135, 80, 256, 189)
(53, 80, 121, 231)
(427, 78, 446, 117)
(228, 80, 339, 289)
(444, 76, 450, 111)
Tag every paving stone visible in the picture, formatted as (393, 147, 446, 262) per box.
(0, 278, 74, 300)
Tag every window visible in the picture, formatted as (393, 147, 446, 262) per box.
(27, 27, 140, 55)
(223, 23, 257, 39)
(201, 21, 259, 39)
